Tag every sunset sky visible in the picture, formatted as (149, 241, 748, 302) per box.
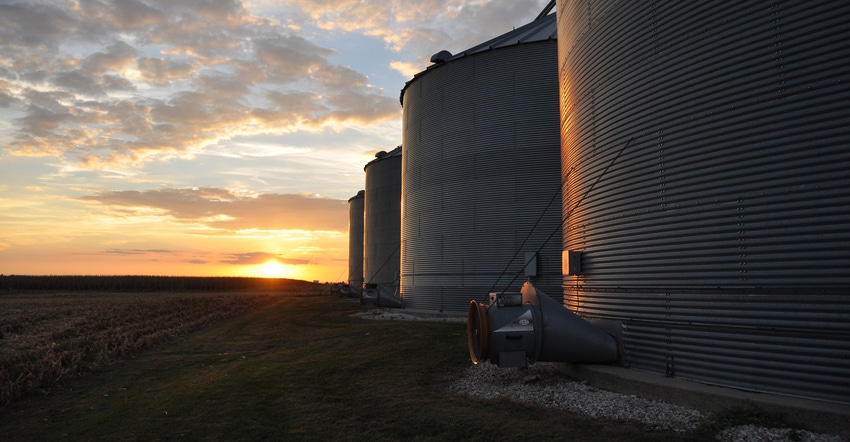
(0, 0, 546, 281)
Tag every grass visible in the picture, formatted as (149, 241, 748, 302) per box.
(0, 290, 795, 441)
(689, 406, 804, 441)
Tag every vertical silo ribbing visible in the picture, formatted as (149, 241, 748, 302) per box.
(363, 148, 402, 288)
(401, 15, 562, 313)
(347, 191, 365, 294)
(557, 0, 850, 403)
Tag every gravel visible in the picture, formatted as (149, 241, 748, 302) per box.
(448, 363, 846, 441)
(448, 362, 704, 433)
(715, 425, 845, 442)
(355, 308, 846, 441)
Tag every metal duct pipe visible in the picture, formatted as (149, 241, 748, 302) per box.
(361, 283, 403, 308)
(468, 282, 619, 368)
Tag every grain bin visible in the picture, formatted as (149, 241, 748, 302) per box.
(347, 190, 365, 298)
(362, 146, 403, 307)
(558, 1, 850, 404)
(400, 13, 562, 313)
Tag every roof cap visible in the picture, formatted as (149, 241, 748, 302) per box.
(348, 190, 365, 202)
(365, 145, 402, 170)
(430, 50, 453, 64)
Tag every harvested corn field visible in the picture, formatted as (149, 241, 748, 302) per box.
(0, 277, 322, 407)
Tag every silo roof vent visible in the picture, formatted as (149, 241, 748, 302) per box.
(430, 50, 453, 64)
(364, 145, 402, 170)
(348, 189, 365, 202)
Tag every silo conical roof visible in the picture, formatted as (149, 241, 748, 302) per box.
(400, 13, 556, 105)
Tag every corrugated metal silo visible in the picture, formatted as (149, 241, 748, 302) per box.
(558, 1, 850, 404)
(363, 147, 402, 302)
(400, 14, 562, 312)
(347, 190, 365, 296)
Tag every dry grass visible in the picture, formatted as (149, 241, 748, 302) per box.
(0, 282, 322, 407)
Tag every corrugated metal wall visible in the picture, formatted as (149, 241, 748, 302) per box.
(401, 40, 563, 313)
(558, 0, 850, 403)
(347, 191, 365, 291)
(363, 149, 402, 286)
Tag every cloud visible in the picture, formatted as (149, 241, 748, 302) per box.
(52, 71, 136, 96)
(365, 26, 446, 53)
(105, 249, 174, 255)
(97, 249, 310, 266)
(389, 61, 421, 79)
(78, 187, 349, 232)
(112, 0, 168, 30)
(0, 0, 539, 183)
(284, 0, 540, 60)
(0, 0, 401, 169)
(80, 41, 138, 76)
(220, 252, 276, 265)
(220, 251, 311, 265)
(0, 2, 75, 49)
(136, 57, 198, 86)
(325, 89, 400, 125)
(0, 79, 17, 107)
(254, 35, 335, 83)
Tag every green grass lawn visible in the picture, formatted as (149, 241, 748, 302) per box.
(0, 292, 705, 441)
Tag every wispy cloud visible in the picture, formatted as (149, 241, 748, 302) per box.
(105, 248, 173, 255)
(78, 186, 349, 232)
(283, 0, 540, 60)
(220, 251, 310, 265)
(96, 249, 310, 266)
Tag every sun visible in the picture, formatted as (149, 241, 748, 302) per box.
(254, 259, 290, 278)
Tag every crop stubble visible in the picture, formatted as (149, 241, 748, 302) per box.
(0, 289, 311, 407)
